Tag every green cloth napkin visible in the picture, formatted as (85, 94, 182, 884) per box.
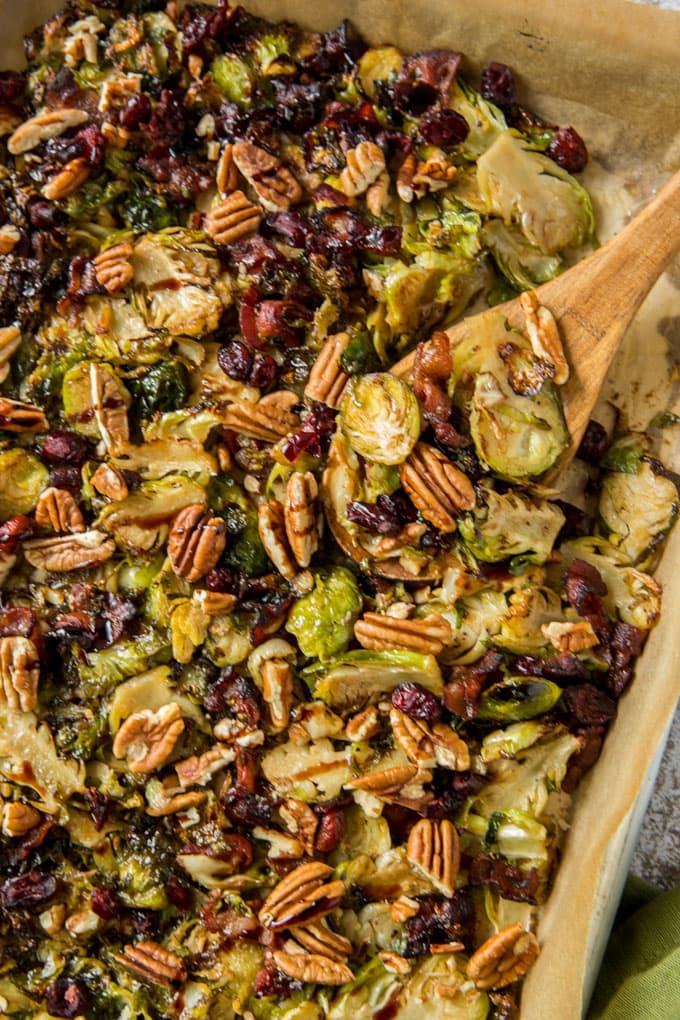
(587, 875, 680, 1020)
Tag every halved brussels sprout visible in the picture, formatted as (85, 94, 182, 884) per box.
(261, 738, 351, 801)
(463, 807, 549, 863)
(210, 54, 253, 106)
(492, 586, 565, 655)
(340, 374, 422, 465)
(480, 720, 551, 762)
(559, 537, 663, 629)
(476, 677, 562, 722)
(0, 707, 85, 815)
(306, 649, 443, 713)
(358, 46, 403, 98)
(285, 567, 363, 660)
(459, 486, 565, 564)
(0, 448, 49, 520)
(112, 439, 217, 483)
(482, 219, 564, 290)
(476, 130, 595, 253)
(599, 459, 678, 564)
(98, 475, 206, 552)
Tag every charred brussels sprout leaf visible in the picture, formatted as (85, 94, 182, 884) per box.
(286, 566, 362, 659)
(120, 186, 177, 232)
(340, 373, 421, 465)
(477, 677, 563, 721)
(128, 360, 189, 420)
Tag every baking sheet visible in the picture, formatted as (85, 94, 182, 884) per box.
(3, 2, 680, 1018)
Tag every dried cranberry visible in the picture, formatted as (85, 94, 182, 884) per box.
(392, 682, 442, 723)
(48, 466, 83, 494)
(265, 210, 310, 248)
(577, 419, 609, 463)
(282, 403, 337, 462)
(27, 198, 61, 229)
(0, 607, 36, 638)
(83, 787, 111, 831)
(248, 352, 278, 389)
(147, 89, 187, 148)
(166, 874, 192, 911)
(221, 788, 273, 828)
(1, 869, 57, 909)
(272, 80, 324, 134)
(45, 979, 89, 1019)
(563, 684, 617, 725)
(0, 70, 24, 103)
(347, 491, 417, 535)
(362, 225, 403, 256)
(393, 49, 462, 115)
(423, 771, 484, 818)
(91, 886, 120, 920)
(74, 124, 106, 168)
(480, 62, 516, 107)
(547, 126, 588, 174)
(404, 892, 474, 957)
(300, 19, 360, 78)
(0, 515, 35, 553)
(468, 855, 539, 903)
(41, 429, 89, 466)
(119, 93, 152, 130)
(554, 499, 593, 542)
(254, 964, 301, 998)
(204, 567, 246, 598)
(607, 621, 646, 697)
(218, 339, 253, 382)
(315, 809, 346, 853)
(420, 108, 469, 146)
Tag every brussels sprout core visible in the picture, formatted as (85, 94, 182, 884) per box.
(340, 373, 422, 465)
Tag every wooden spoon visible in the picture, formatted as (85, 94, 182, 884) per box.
(392, 167, 680, 458)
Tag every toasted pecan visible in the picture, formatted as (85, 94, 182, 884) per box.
(354, 611, 452, 655)
(466, 923, 539, 990)
(406, 817, 460, 897)
(400, 443, 476, 533)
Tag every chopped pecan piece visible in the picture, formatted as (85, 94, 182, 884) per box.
(0, 224, 20, 255)
(397, 153, 418, 203)
(272, 950, 353, 986)
(413, 157, 457, 192)
(93, 243, 134, 293)
(391, 709, 470, 770)
(406, 818, 460, 897)
(391, 895, 420, 922)
(112, 703, 185, 774)
(304, 333, 351, 408)
(519, 291, 569, 385)
(262, 657, 294, 730)
(91, 463, 129, 501)
(2, 800, 42, 837)
(192, 589, 238, 616)
(348, 765, 433, 810)
(340, 141, 386, 197)
(379, 951, 411, 974)
(0, 636, 40, 712)
(114, 941, 186, 986)
(280, 798, 318, 856)
(400, 443, 476, 532)
(345, 705, 382, 741)
(42, 157, 90, 201)
(541, 620, 599, 653)
(366, 172, 391, 216)
(354, 611, 452, 655)
(175, 745, 235, 787)
(284, 471, 320, 569)
(466, 923, 539, 990)
(253, 825, 304, 859)
(221, 400, 300, 442)
(204, 190, 262, 245)
(23, 531, 115, 571)
(8, 107, 89, 154)
(0, 397, 48, 433)
(0, 326, 22, 384)
(288, 919, 352, 961)
(168, 504, 227, 583)
(90, 364, 130, 453)
(216, 142, 239, 195)
(145, 779, 206, 817)
(258, 500, 298, 580)
(35, 487, 85, 534)
(258, 861, 344, 929)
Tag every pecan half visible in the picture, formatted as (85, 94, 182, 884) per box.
(340, 141, 386, 197)
(35, 487, 85, 534)
(262, 658, 294, 730)
(390, 709, 470, 770)
(232, 140, 303, 211)
(406, 818, 460, 897)
(284, 471, 320, 569)
(94, 243, 134, 293)
(42, 157, 90, 201)
(0, 224, 20, 256)
(379, 951, 411, 974)
(520, 291, 569, 385)
(216, 142, 239, 196)
(112, 703, 185, 773)
(114, 941, 186, 986)
(221, 400, 300, 442)
(366, 172, 391, 216)
(390, 896, 420, 922)
(90, 364, 130, 453)
(23, 531, 115, 571)
(400, 443, 476, 532)
(253, 825, 304, 860)
(354, 612, 452, 655)
(175, 745, 235, 787)
(91, 463, 129, 501)
(347, 765, 433, 810)
(0, 636, 40, 712)
(258, 501, 297, 580)
(466, 923, 539, 990)
(2, 800, 42, 837)
(204, 190, 262, 245)
(0, 327, 22, 384)
(280, 798, 318, 856)
(258, 861, 344, 929)
(0, 396, 48, 433)
(232, 140, 279, 177)
(288, 919, 352, 962)
(541, 620, 598, 653)
(272, 950, 353, 986)
(304, 333, 351, 408)
(8, 107, 89, 155)
(345, 705, 382, 742)
(168, 504, 227, 583)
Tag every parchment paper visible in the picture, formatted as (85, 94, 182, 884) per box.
(3, 2, 680, 1018)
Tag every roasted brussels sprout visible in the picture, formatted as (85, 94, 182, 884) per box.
(286, 566, 363, 659)
(307, 649, 443, 712)
(477, 677, 563, 721)
(599, 459, 678, 564)
(459, 486, 565, 564)
(0, 448, 49, 519)
(482, 219, 564, 290)
(128, 360, 189, 420)
(340, 374, 421, 465)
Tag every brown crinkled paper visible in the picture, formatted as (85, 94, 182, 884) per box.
(3, 2, 680, 1018)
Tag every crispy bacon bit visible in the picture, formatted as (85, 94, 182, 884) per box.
(468, 854, 539, 904)
(412, 332, 467, 447)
